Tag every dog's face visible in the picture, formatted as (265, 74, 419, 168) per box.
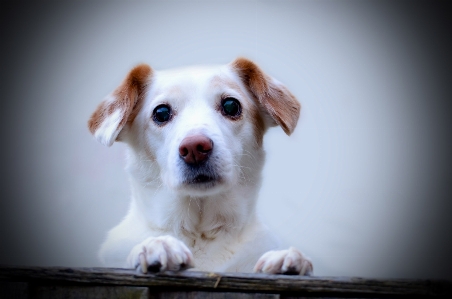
(88, 58, 300, 196)
(141, 65, 259, 196)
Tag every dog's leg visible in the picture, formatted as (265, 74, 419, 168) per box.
(253, 247, 313, 275)
(126, 235, 194, 273)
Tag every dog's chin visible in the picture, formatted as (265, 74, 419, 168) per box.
(175, 173, 230, 197)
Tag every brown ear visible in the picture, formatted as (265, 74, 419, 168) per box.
(231, 57, 300, 135)
(88, 64, 152, 146)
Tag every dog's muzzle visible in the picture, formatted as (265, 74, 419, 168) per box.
(179, 135, 219, 187)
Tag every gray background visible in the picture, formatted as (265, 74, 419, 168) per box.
(1, 0, 451, 279)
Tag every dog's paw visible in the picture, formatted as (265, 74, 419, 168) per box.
(126, 235, 194, 273)
(253, 247, 313, 275)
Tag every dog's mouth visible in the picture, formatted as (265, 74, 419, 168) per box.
(181, 163, 221, 189)
(183, 173, 220, 188)
(190, 174, 216, 184)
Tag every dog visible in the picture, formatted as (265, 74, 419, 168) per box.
(88, 57, 313, 275)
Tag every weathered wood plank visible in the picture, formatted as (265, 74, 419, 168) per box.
(150, 292, 279, 299)
(0, 266, 451, 297)
(0, 281, 28, 299)
(31, 285, 149, 299)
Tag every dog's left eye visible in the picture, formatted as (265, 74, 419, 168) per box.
(221, 97, 241, 118)
(153, 104, 172, 124)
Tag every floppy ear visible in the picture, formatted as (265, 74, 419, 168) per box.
(88, 64, 152, 146)
(231, 57, 300, 135)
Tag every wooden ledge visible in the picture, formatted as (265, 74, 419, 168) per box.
(0, 266, 451, 298)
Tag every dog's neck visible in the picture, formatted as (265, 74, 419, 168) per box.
(128, 175, 261, 240)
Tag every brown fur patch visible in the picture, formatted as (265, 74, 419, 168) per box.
(88, 101, 108, 135)
(250, 104, 266, 146)
(88, 64, 152, 137)
(231, 57, 300, 136)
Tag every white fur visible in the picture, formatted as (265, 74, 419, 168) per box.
(94, 109, 122, 146)
(92, 62, 312, 275)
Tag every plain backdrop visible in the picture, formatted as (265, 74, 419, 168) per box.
(1, 0, 451, 279)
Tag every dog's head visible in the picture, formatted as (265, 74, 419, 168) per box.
(88, 58, 300, 196)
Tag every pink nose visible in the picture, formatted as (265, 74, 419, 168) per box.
(179, 135, 213, 165)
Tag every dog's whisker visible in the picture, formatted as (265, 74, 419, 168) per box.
(230, 163, 251, 187)
(240, 151, 256, 159)
(232, 164, 253, 171)
(235, 151, 259, 169)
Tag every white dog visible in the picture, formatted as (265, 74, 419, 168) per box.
(88, 57, 313, 275)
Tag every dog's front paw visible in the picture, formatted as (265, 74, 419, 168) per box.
(253, 247, 313, 275)
(126, 235, 194, 273)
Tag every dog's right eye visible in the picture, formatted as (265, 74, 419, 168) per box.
(153, 104, 172, 124)
(221, 97, 241, 118)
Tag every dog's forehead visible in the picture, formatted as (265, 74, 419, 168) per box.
(154, 64, 239, 92)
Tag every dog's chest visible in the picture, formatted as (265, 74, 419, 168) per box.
(181, 234, 237, 271)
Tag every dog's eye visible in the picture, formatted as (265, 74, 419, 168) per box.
(221, 98, 241, 118)
(153, 104, 172, 124)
